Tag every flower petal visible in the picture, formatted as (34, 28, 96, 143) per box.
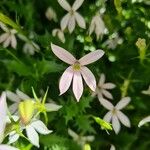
(61, 13, 70, 31)
(102, 89, 113, 99)
(0, 92, 7, 143)
(0, 33, 9, 43)
(26, 125, 39, 147)
(58, 0, 71, 11)
(8, 131, 19, 144)
(72, 0, 84, 11)
(6, 91, 20, 102)
(117, 110, 131, 127)
(110, 145, 116, 150)
(115, 97, 131, 110)
(59, 66, 74, 95)
(112, 115, 121, 134)
(81, 66, 96, 91)
(9, 103, 18, 114)
(0, 22, 9, 32)
(79, 50, 104, 66)
(51, 43, 76, 64)
(73, 71, 83, 102)
(98, 73, 105, 86)
(11, 34, 17, 49)
(68, 16, 76, 33)
(16, 89, 31, 100)
(0, 145, 18, 150)
(103, 111, 112, 123)
(45, 103, 62, 112)
(102, 83, 116, 89)
(100, 99, 114, 110)
(138, 116, 150, 127)
(31, 120, 52, 135)
(74, 12, 86, 29)
(3, 36, 11, 48)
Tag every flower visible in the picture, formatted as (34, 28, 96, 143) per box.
(51, 43, 104, 101)
(45, 7, 57, 22)
(52, 29, 65, 43)
(141, 85, 150, 95)
(0, 22, 17, 49)
(6, 89, 33, 114)
(102, 97, 131, 134)
(58, 0, 86, 33)
(93, 73, 116, 103)
(138, 116, 150, 127)
(89, 12, 106, 40)
(110, 144, 116, 150)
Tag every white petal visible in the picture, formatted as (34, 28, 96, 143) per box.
(110, 145, 116, 150)
(26, 125, 39, 147)
(72, 0, 84, 11)
(61, 13, 70, 31)
(11, 34, 17, 49)
(112, 115, 121, 134)
(58, 0, 71, 11)
(0, 22, 9, 32)
(9, 103, 18, 114)
(31, 120, 52, 135)
(115, 97, 131, 110)
(81, 66, 96, 91)
(58, 30, 65, 43)
(73, 71, 83, 102)
(45, 103, 62, 112)
(100, 99, 114, 110)
(74, 12, 86, 29)
(6, 91, 20, 102)
(0, 145, 19, 150)
(8, 132, 19, 144)
(98, 73, 105, 86)
(103, 111, 112, 123)
(79, 50, 104, 66)
(3, 36, 11, 48)
(138, 116, 150, 127)
(0, 33, 9, 43)
(68, 16, 76, 33)
(51, 43, 76, 64)
(102, 89, 113, 99)
(102, 83, 116, 89)
(89, 18, 95, 35)
(68, 128, 78, 140)
(16, 89, 31, 100)
(117, 110, 131, 127)
(59, 66, 74, 95)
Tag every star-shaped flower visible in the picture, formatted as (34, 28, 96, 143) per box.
(93, 73, 116, 103)
(102, 97, 131, 134)
(0, 22, 17, 49)
(58, 0, 86, 33)
(51, 43, 104, 101)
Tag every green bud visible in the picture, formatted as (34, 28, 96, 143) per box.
(83, 144, 91, 150)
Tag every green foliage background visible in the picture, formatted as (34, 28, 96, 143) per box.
(0, 0, 150, 149)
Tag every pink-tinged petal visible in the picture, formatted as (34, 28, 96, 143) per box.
(138, 116, 150, 127)
(51, 43, 76, 64)
(102, 89, 113, 99)
(117, 110, 131, 127)
(72, 71, 83, 102)
(68, 16, 76, 33)
(72, 0, 84, 11)
(81, 66, 96, 91)
(102, 83, 116, 89)
(74, 12, 86, 29)
(79, 50, 104, 66)
(115, 97, 131, 110)
(61, 13, 70, 31)
(11, 35, 17, 49)
(58, 0, 71, 11)
(100, 99, 114, 110)
(6, 91, 20, 102)
(0, 145, 19, 150)
(0, 92, 7, 143)
(103, 111, 112, 123)
(59, 66, 73, 95)
(3, 36, 11, 48)
(98, 73, 105, 86)
(0, 33, 9, 43)
(112, 115, 121, 134)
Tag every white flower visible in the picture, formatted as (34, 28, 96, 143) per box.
(138, 116, 150, 127)
(110, 144, 116, 150)
(141, 85, 150, 95)
(52, 29, 65, 43)
(6, 89, 33, 114)
(45, 7, 57, 22)
(89, 12, 106, 40)
(102, 97, 131, 134)
(0, 22, 17, 49)
(93, 73, 116, 103)
(23, 41, 40, 55)
(0, 145, 19, 150)
(58, 0, 86, 33)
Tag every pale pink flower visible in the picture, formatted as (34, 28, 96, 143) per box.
(93, 73, 116, 103)
(58, 0, 86, 33)
(51, 43, 104, 101)
(138, 116, 150, 127)
(102, 97, 131, 134)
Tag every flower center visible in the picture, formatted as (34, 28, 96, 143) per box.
(73, 62, 81, 71)
(70, 9, 74, 15)
(112, 108, 117, 115)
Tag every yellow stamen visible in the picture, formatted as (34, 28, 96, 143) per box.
(73, 62, 81, 71)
